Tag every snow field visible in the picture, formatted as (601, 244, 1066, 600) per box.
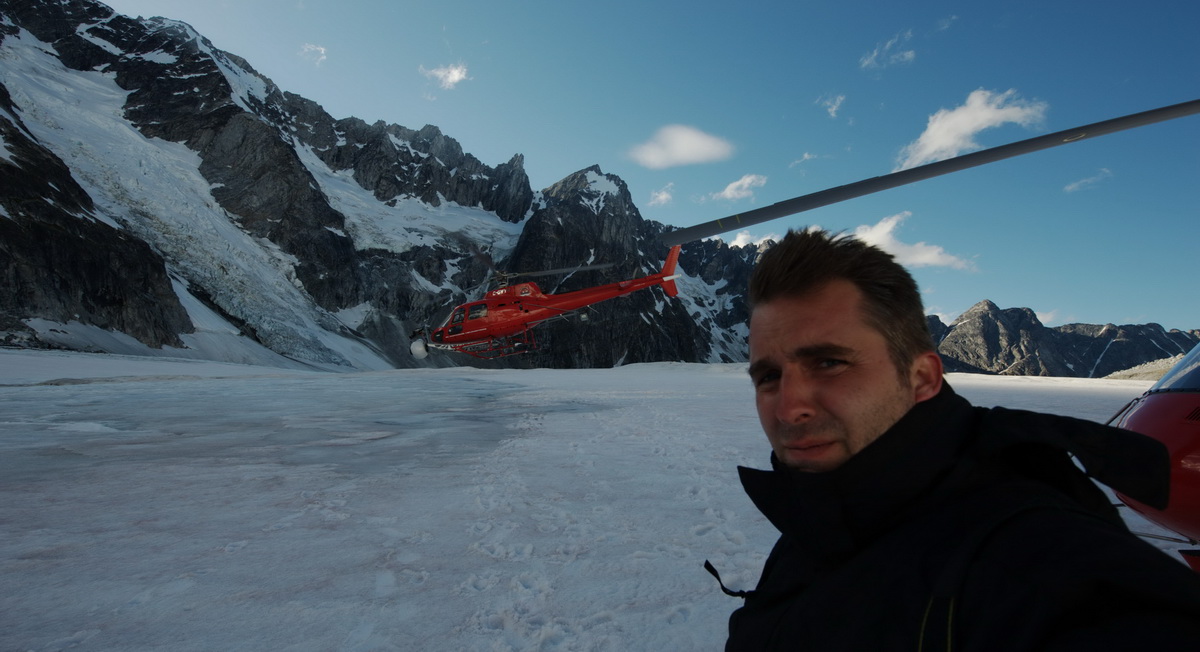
(0, 351, 1175, 651)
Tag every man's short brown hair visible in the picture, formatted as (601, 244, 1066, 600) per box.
(748, 229, 934, 373)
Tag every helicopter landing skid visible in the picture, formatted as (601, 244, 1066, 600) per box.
(454, 330, 536, 358)
(420, 329, 537, 359)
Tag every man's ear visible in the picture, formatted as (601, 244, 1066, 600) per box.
(909, 351, 944, 403)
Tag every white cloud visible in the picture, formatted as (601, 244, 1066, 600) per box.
(1064, 168, 1113, 193)
(420, 63, 470, 90)
(299, 43, 327, 66)
(853, 212, 974, 270)
(728, 230, 780, 248)
(894, 89, 1048, 170)
(709, 174, 767, 201)
(818, 94, 846, 118)
(860, 30, 915, 70)
(937, 15, 959, 31)
(628, 125, 734, 169)
(789, 152, 818, 168)
(1036, 309, 1060, 325)
(648, 183, 675, 207)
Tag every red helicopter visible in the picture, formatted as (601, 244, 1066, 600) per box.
(656, 98, 1200, 568)
(1107, 344, 1200, 570)
(410, 245, 682, 359)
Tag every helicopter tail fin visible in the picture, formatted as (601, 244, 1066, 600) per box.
(659, 245, 681, 297)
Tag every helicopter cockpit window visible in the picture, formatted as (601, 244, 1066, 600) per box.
(468, 304, 488, 320)
(448, 307, 465, 335)
(1152, 343, 1200, 392)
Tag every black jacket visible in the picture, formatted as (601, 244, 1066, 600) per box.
(724, 384, 1200, 650)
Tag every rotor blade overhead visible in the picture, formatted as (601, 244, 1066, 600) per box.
(660, 98, 1200, 247)
(497, 262, 618, 285)
(513, 262, 617, 277)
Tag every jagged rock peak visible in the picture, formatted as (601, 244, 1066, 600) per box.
(953, 299, 1000, 323)
(543, 165, 622, 194)
(539, 165, 636, 219)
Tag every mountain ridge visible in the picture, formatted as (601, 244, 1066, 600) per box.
(1, 0, 1195, 375)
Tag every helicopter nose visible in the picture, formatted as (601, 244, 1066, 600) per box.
(410, 339, 429, 359)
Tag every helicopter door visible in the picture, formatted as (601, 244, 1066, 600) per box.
(448, 307, 466, 335)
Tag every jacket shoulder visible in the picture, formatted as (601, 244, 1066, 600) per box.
(953, 502, 1200, 649)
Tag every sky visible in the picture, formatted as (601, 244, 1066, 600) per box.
(1, 350, 1184, 650)
(98, 0, 1199, 331)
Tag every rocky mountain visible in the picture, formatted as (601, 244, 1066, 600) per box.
(930, 301, 1199, 378)
(1, 0, 1194, 376)
(0, 0, 752, 370)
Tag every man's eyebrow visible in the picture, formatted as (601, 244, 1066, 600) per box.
(748, 344, 855, 378)
(747, 359, 773, 379)
(790, 344, 855, 360)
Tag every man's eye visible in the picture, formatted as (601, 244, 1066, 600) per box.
(817, 359, 848, 370)
(752, 371, 780, 387)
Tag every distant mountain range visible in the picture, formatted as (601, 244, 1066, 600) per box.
(929, 301, 1196, 377)
(2, 0, 1196, 376)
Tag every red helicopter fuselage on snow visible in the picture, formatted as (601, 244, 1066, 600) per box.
(411, 245, 681, 359)
(1109, 342, 1200, 571)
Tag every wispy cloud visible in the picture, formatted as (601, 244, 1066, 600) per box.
(1036, 309, 1060, 325)
(420, 63, 470, 90)
(1064, 168, 1113, 192)
(860, 30, 915, 70)
(709, 174, 767, 201)
(629, 125, 734, 169)
(853, 212, 974, 270)
(789, 152, 818, 168)
(817, 94, 846, 118)
(894, 89, 1047, 171)
(299, 43, 327, 66)
(936, 15, 959, 32)
(648, 183, 675, 207)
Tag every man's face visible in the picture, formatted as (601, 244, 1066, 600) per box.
(748, 279, 931, 472)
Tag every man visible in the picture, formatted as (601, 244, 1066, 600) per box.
(718, 229, 1200, 650)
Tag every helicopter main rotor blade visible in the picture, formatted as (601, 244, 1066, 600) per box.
(660, 98, 1200, 247)
(505, 262, 618, 279)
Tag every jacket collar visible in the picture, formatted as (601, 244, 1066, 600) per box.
(737, 383, 976, 561)
(736, 380, 1172, 563)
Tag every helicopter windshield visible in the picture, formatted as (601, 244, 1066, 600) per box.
(1149, 343, 1200, 392)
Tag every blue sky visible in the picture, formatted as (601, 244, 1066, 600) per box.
(101, 0, 1199, 332)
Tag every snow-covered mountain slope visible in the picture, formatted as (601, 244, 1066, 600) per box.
(2, 26, 392, 369)
(1, 0, 752, 370)
(1, 0, 1192, 374)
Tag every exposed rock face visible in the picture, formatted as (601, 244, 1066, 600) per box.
(0, 71, 191, 349)
(931, 300, 1200, 378)
(307, 118, 535, 224)
(499, 167, 722, 368)
(0, 0, 746, 368)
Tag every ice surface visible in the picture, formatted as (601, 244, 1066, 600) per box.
(0, 350, 1185, 651)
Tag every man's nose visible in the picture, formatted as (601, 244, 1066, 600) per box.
(775, 372, 817, 424)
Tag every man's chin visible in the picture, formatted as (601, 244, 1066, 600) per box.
(778, 442, 847, 472)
